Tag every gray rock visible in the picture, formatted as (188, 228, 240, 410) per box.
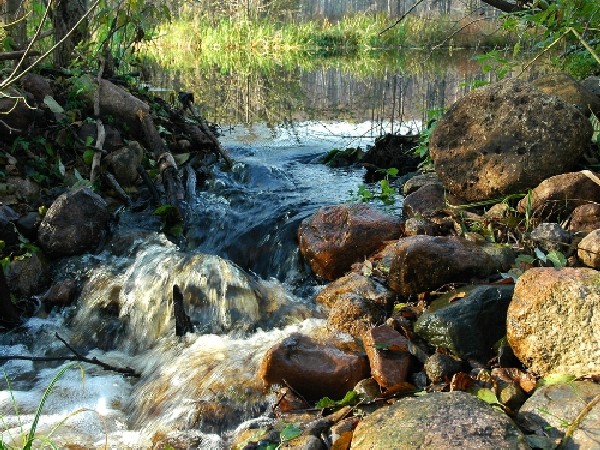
(430, 79, 592, 201)
(519, 381, 600, 450)
(351, 391, 529, 449)
(414, 284, 514, 362)
(404, 217, 438, 236)
(402, 172, 441, 195)
(424, 353, 463, 383)
(6, 252, 50, 298)
(403, 183, 446, 218)
(105, 141, 144, 187)
(530, 223, 571, 251)
(38, 187, 110, 256)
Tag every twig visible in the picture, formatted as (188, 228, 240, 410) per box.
(431, 17, 491, 50)
(197, 117, 235, 169)
(379, 0, 426, 36)
(560, 393, 600, 448)
(55, 333, 141, 377)
(104, 172, 131, 205)
(137, 165, 160, 204)
(90, 57, 106, 182)
(0, 334, 141, 378)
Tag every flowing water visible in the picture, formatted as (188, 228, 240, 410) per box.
(0, 51, 490, 448)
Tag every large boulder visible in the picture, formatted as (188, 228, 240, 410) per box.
(351, 391, 528, 449)
(507, 267, 600, 376)
(361, 133, 420, 181)
(298, 204, 402, 280)
(429, 78, 592, 201)
(258, 333, 370, 400)
(414, 284, 514, 362)
(517, 171, 600, 221)
(533, 72, 600, 117)
(38, 187, 111, 256)
(387, 235, 508, 296)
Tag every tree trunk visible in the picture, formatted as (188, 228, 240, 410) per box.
(52, 0, 88, 67)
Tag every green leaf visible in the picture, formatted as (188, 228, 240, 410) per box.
(537, 373, 576, 387)
(546, 249, 567, 268)
(43, 96, 64, 114)
(534, 247, 547, 263)
(315, 396, 337, 409)
(83, 149, 95, 166)
(280, 423, 302, 442)
(57, 158, 65, 177)
(154, 204, 177, 216)
(474, 387, 500, 405)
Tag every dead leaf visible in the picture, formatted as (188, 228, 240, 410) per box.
(450, 372, 474, 392)
(448, 291, 466, 302)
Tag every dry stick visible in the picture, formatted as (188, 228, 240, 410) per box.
(137, 165, 160, 204)
(561, 393, 600, 448)
(105, 172, 131, 204)
(90, 57, 106, 183)
(0, 334, 141, 378)
(431, 17, 491, 50)
(197, 117, 235, 169)
(378, 0, 426, 35)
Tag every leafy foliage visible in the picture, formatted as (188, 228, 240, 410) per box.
(315, 390, 359, 409)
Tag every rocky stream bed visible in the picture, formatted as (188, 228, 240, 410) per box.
(1, 71, 600, 449)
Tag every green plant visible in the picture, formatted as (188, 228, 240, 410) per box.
(413, 108, 444, 169)
(315, 390, 359, 409)
(354, 167, 399, 206)
(1, 362, 82, 449)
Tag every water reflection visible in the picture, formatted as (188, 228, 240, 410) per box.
(145, 49, 495, 130)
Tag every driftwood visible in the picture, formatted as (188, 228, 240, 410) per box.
(173, 285, 193, 337)
(0, 333, 141, 378)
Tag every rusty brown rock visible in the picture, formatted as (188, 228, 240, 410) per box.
(403, 183, 446, 218)
(429, 79, 592, 201)
(518, 171, 600, 221)
(507, 267, 600, 376)
(326, 293, 386, 338)
(569, 203, 600, 232)
(316, 272, 392, 308)
(387, 235, 503, 297)
(363, 325, 411, 390)
(259, 333, 370, 400)
(298, 204, 402, 280)
(533, 72, 600, 117)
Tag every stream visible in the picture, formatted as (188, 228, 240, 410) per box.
(0, 51, 489, 448)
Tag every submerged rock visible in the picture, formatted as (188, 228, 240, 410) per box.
(258, 333, 370, 401)
(430, 79, 592, 201)
(414, 284, 514, 362)
(298, 204, 402, 280)
(351, 391, 528, 449)
(507, 267, 600, 376)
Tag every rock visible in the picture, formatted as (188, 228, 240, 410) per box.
(6, 176, 41, 204)
(429, 79, 592, 201)
(104, 125, 124, 152)
(15, 211, 40, 242)
(507, 267, 600, 376)
(414, 284, 514, 362)
(387, 235, 506, 296)
(43, 278, 78, 311)
(38, 187, 110, 256)
(581, 76, 600, 98)
(404, 217, 438, 236)
(484, 202, 512, 220)
(331, 417, 359, 450)
(519, 381, 600, 449)
(424, 353, 463, 383)
(568, 203, 600, 232)
(403, 183, 445, 218)
(530, 223, 571, 251)
(353, 378, 381, 403)
(6, 252, 50, 298)
(152, 430, 220, 450)
(351, 391, 528, 449)
(21, 73, 54, 103)
(578, 229, 600, 268)
(279, 435, 325, 450)
(362, 134, 420, 181)
(0, 87, 39, 138)
(316, 272, 392, 309)
(363, 325, 411, 390)
(0, 204, 19, 248)
(105, 141, 144, 187)
(518, 171, 600, 221)
(298, 204, 402, 281)
(533, 72, 600, 117)
(326, 293, 386, 338)
(259, 333, 370, 401)
(402, 172, 441, 195)
(321, 147, 365, 168)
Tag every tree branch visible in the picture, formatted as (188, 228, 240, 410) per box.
(479, 0, 526, 13)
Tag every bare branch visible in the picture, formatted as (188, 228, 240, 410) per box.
(379, 0, 426, 36)
(0, 50, 41, 61)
